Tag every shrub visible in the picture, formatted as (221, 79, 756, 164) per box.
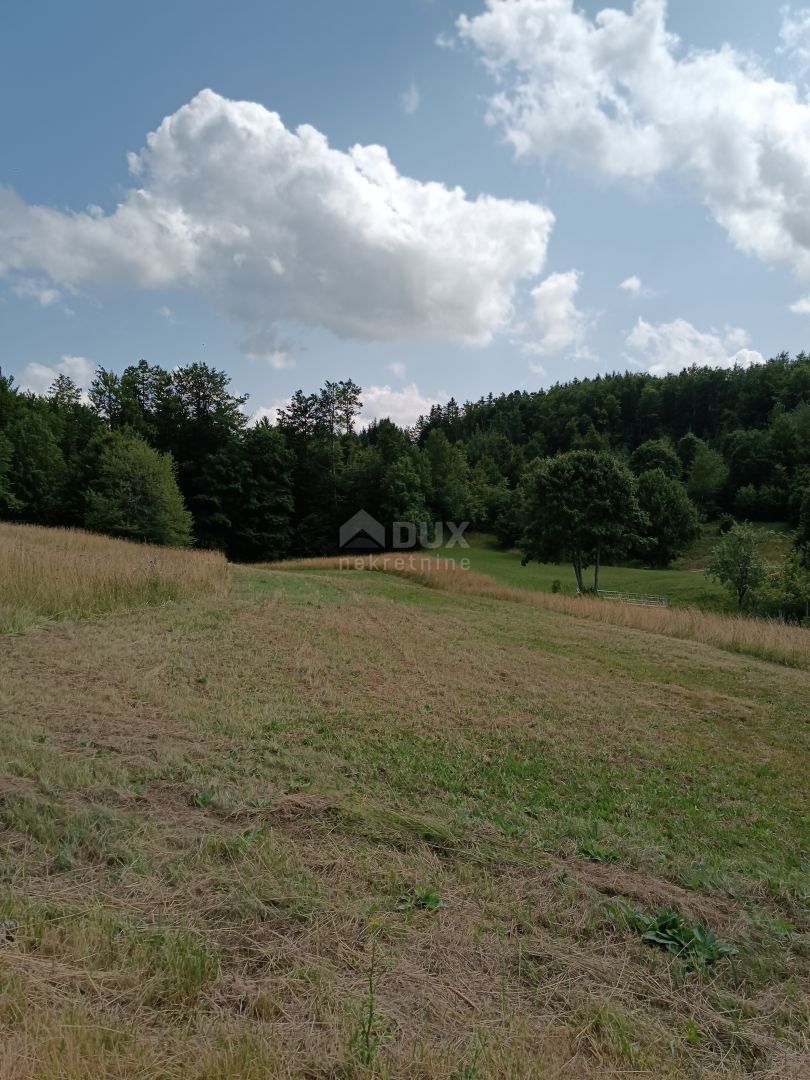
(83, 432, 192, 547)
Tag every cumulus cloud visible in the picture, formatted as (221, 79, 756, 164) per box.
(789, 295, 810, 313)
(626, 318, 764, 376)
(400, 83, 421, 115)
(239, 330, 294, 369)
(619, 275, 645, 296)
(779, 6, 810, 71)
(358, 382, 440, 427)
(458, 0, 810, 279)
(527, 270, 588, 355)
(17, 354, 95, 396)
(0, 90, 554, 348)
(248, 400, 291, 426)
(249, 380, 436, 429)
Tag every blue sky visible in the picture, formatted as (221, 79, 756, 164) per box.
(3, 0, 810, 424)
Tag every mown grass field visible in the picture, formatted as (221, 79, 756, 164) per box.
(459, 526, 793, 611)
(1, 526, 808, 1078)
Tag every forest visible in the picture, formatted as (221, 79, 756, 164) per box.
(1, 353, 810, 581)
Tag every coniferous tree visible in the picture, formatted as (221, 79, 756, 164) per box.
(6, 410, 67, 524)
(0, 433, 20, 516)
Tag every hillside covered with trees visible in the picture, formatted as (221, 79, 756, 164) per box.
(2, 353, 810, 587)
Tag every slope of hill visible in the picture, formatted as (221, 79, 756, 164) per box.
(0, 528, 808, 1077)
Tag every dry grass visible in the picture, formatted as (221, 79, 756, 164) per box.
(273, 554, 810, 670)
(0, 522, 227, 632)
(1, 547, 808, 1077)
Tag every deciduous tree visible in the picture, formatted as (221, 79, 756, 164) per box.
(635, 469, 700, 566)
(83, 431, 192, 547)
(706, 523, 765, 611)
(520, 450, 645, 593)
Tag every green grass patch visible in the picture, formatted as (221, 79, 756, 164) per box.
(459, 533, 730, 608)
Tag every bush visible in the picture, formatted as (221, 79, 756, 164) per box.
(635, 470, 701, 567)
(707, 523, 766, 611)
(734, 484, 785, 521)
(630, 439, 682, 479)
(83, 432, 192, 547)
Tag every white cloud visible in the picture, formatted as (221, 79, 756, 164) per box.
(157, 304, 174, 320)
(626, 318, 764, 376)
(458, 0, 810, 280)
(619, 275, 645, 296)
(779, 6, 810, 71)
(248, 399, 291, 426)
(249, 380, 436, 429)
(359, 382, 440, 428)
(0, 90, 553, 348)
(789, 295, 810, 313)
(17, 354, 95, 396)
(528, 360, 546, 376)
(387, 361, 407, 378)
(400, 83, 421, 115)
(12, 277, 61, 307)
(527, 269, 588, 354)
(239, 330, 294, 369)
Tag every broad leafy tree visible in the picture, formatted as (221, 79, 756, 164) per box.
(630, 438, 682, 479)
(83, 431, 192, 547)
(707, 523, 766, 611)
(796, 487, 810, 552)
(520, 450, 645, 592)
(634, 470, 701, 566)
(687, 445, 728, 514)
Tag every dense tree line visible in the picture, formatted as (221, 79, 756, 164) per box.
(416, 352, 810, 534)
(1, 354, 810, 582)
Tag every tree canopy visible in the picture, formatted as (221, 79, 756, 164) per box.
(83, 431, 192, 547)
(520, 450, 645, 592)
(1, 353, 809, 591)
(707, 523, 766, 611)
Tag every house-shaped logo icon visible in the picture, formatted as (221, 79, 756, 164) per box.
(339, 510, 386, 551)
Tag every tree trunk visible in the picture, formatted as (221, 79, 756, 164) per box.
(573, 552, 584, 594)
(594, 546, 601, 594)
(330, 430, 337, 509)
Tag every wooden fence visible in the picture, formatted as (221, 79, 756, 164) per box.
(596, 590, 669, 608)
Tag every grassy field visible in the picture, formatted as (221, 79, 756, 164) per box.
(1, 525, 809, 1077)
(459, 533, 727, 608)
(457, 525, 794, 612)
(283, 554, 810, 670)
(0, 523, 227, 633)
